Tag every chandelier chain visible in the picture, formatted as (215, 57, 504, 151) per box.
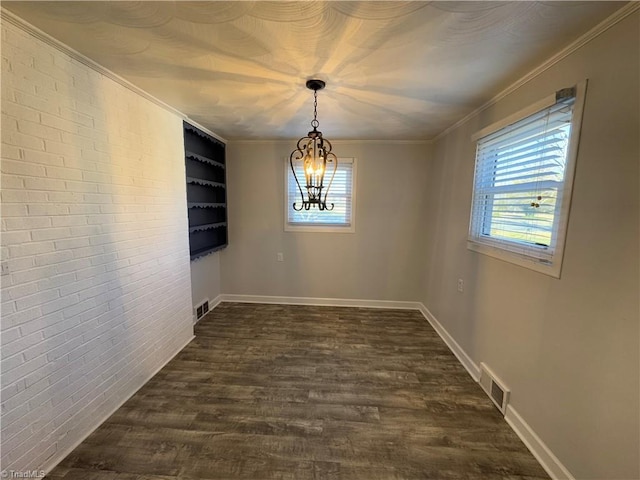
(311, 90, 319, 129)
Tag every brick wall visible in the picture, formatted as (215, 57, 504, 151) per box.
(0, 20, 194, 472)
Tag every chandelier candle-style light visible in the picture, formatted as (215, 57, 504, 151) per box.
(290, 79, 337, 211)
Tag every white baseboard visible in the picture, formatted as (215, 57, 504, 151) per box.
(40, 334, 195, 475)
(219, 294, 422, 310)
(505, 405, 574, 480)
(209, 294, 223, 309)
(417, 304, 481, 381)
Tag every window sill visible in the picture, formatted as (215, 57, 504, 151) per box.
(285, 224, 355, 233)
(467, 240, 561, 278)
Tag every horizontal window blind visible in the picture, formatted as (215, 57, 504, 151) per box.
(287, 158, 353, 227)
(469, 97, 576, 262)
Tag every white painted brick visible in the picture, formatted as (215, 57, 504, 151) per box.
(4, 216, 51, 231)
(1, 117, 19, 135)
(54, 258, 92, 275)
(65, 180, 99, 193)
(3, 282, 38, 302)
(37, 272, 76, 291)
(51, 216, 87, 228)
(45, 335, 84, 363)
(21, 148, 64, 166)
(46, 191, 84, 204)
(1, 144, 22, 160)
(15, 289, 59, 312)
(1, 422, 33, 453)
(43, 138, 82, 157)
(1, 230, 32, 245)
(82, 192, 112, 204)
(1, 21, 192, 474)
(69, 225, 102, 237)
(2, 204, 28, 217)
(9, 264, 56, 285)
(81, 171, 112, 184)
(1, 353, 25, 374)
(2, 330, 43, 360)
(73, 245, 104, 258)
(26, 203, 68, 216)
(17, 313, 65, 340)
(4, 256, 35, 274)
(23, 176, 66, 192)
(75, 264, 107, 281)
(2, 130, 45, 151)
(1, 159, 46, 177)
(58, 106, 93, 127)
(18, 119, 62, 142)
(45, 166, 83, 181)
(0, 326, 22, 345)
(12, 61, 58, 92)
(3, 306, 41, 329)
(1, 401, 29, 428)
(86, 214, 111, 225)
(39, 314, 77, 339)
(1, 174, 25, 189)
(30, 227, 72, 242)
(80, 148, 109, 164)
(53, 237, 90, 250)
(60, 130, 104, 149)
(40, 112, 79, 134)
(9, 241, 55, 258)
(24, 374, 68, 410)
(34, 250, 74, 267)
(67, 204, 101, 216)
(40, 294, 79, 316)
(62, 298, 97, 320)
(2, 354, 47, 385)
(2, 99, 40, 123)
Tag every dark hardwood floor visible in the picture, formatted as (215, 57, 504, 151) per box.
(46, 302, 548, 480)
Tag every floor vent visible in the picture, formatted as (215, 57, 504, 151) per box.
(195, 299, 210, 322)
(479, 363, 510, 415)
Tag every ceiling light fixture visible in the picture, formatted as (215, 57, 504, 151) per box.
(289, 79, 337, 211)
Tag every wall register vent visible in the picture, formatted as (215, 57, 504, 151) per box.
(195, 299, 210, 322)
(480, 362, 510, 415)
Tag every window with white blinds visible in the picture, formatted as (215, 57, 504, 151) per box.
(468, 82, 586, 277)
(285, 157, 356, 232)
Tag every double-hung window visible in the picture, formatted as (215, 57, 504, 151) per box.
(285, 157, 356, 232)
(468, 82, 587, 277)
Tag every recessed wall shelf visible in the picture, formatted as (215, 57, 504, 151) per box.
(184, 122, 228, 260)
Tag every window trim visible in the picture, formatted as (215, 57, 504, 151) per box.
(467, 80, 587, 278)
(284, 156, 357, 233)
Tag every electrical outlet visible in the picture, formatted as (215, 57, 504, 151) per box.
(457, 278, 464, 293)
(276, 252, 284, 262)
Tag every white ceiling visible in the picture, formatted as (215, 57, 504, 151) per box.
(4, 1, 625, 140)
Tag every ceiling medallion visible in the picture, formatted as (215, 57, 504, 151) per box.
(289, 79, 337, 211)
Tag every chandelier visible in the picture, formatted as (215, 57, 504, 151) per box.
(289, 79, 337, 211)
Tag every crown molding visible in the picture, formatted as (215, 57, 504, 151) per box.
(228, 138, 432, 145)
(433, 2, 640, 143)
(1, 8, 227, 144)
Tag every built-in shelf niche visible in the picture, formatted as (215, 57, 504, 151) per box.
(184, 122, 227, 260)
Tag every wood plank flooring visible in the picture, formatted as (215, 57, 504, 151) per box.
(46, 302, 549, 480)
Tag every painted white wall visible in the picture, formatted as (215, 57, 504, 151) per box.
(190, 252, 221, 311)
(422, 12, 639, 479)
(220, 141, 431, 301)
(0, 21, 194, 472)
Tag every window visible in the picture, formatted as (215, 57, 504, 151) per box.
(285, 157, 356, 232)
(468, 82, 587, 277)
